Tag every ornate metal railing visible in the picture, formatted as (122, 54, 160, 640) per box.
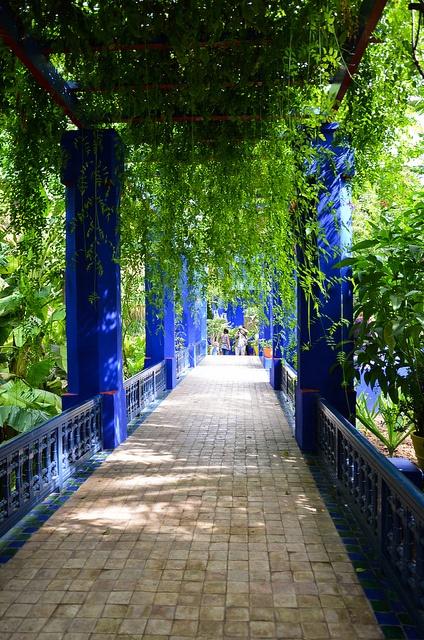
(318, 399, 424, 629)
(281, 362, 297, 407)
(124, 360, 167, 421)
(195, 339, 206, 364)
(0, 397, 101, 536)
(176, 348, 190, 378)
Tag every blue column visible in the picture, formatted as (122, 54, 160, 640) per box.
(145, 277, 176, 389)
(270, 288, 283, 389)
(280, 293, 297, 369)
(199, 298, 208, 357)
(295, 123, 355, 452)
(260, 296, 272, 365)
(181, 268, 197, 367)
(61, 129, 126, 450)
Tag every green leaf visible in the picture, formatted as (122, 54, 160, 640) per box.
(25, 359, 55, 388)
(0, 292, 22, 318)
(353, 239, 379, 251)
(50, 307, 65, 323)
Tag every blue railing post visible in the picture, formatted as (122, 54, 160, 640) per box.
(296, 122, 355, 452)
(61, 129, 127, 451)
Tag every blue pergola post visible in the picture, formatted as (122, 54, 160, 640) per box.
(181, 268, 197, 367)
(280, 295, 297, 369)
(61, 129, 126, 450)
(295, 122, 355, 452)
(144, 277, 176, 389)
(199, 298, 208, 357)
(260, 296, 272, 363)
(270, 288, 283, 389)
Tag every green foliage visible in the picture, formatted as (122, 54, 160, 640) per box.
(356, 393, 413, 456)
(339, 1, 419, 189)
(259, 338, 272, 349)
(0, 0, 420, 443)
(0, 379, 61, 441)
(207, 316, 229, 340)
(123, 334, 146, 378)
(345, 195, 424, 433)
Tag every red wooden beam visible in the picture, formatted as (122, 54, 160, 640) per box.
(97, 113, 263, 124)
(334, 0, 388, 106)
(43, 37, 269, 56)
(0, 3, 85, 127)
(68, 80, 267, 94)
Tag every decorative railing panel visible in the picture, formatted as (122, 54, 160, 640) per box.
(195, 340, 206, 364)
(0, 397, 101, 536)
(176, 348, 190, 378)
(281, 363, 296, 407)
(124, 361, 167, 421)
(318, 399, 424, 629)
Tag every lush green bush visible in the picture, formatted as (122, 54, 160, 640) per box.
(345, 195, 424, 434)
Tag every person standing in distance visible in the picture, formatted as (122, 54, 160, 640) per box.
(220, 328, 231, 355)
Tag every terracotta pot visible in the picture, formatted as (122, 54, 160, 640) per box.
(263, 347, 272, 358)
(411, 432, 424, 469)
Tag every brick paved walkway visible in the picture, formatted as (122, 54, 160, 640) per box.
(0, 356, 382, 639)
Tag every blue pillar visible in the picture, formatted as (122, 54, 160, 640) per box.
(181, 268, 197, 367)
(270, 288, 283, 390)
(145, 278, 176, 389)
(227, 301, 244, 328)
(295, 123, 355, 452)
(259, 296, 272, 365)
(280, 299, 297, 369)
(199, 298, 208, 357)
(61, 129, 126, 450)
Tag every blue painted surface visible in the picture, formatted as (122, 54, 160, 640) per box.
(259, 296, 271, 358)
(227, 301, 244, 328)
(145, 282, 176, 388)
(61, 129, 126, 449)
(181, 266, 197, 367)
(270, 287, 283, 389)
(296, 122, 355, 451)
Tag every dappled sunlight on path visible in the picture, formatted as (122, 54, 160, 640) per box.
(0, 356, 382, 639)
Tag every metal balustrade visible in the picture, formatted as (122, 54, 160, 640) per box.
(124, 361, 167, 421)
(318, 399, 424, 629)
(195, 340, 206, 364)
(176, 348, 190, 378)
(281, 362, 297, 406)
(0, 360, 169, 536)
(0, 397, 101, 536)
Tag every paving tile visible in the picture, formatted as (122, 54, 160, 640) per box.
(0, 358, 394, 640)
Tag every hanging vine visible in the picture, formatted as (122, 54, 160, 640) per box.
(0, 0, 419, 313)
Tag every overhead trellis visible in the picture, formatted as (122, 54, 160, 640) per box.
(0, 0, 392, 304)
(0, 1, 387, 136)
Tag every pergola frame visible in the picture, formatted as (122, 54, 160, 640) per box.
(0, 1, 388, 451)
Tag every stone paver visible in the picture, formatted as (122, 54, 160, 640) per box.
(0, 356, 383, 639)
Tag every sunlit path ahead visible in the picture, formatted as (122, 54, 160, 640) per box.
(0, 356, 382, 639)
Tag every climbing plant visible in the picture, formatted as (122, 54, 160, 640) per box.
(0, 0, 419, 314)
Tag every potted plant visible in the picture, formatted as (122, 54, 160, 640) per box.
(259, 339, 273, 359)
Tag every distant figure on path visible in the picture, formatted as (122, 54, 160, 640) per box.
(235, 325, 248, 355)
(220, 328, 231, 355)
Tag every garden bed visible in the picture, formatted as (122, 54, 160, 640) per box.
(359, 426, 418, 465)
